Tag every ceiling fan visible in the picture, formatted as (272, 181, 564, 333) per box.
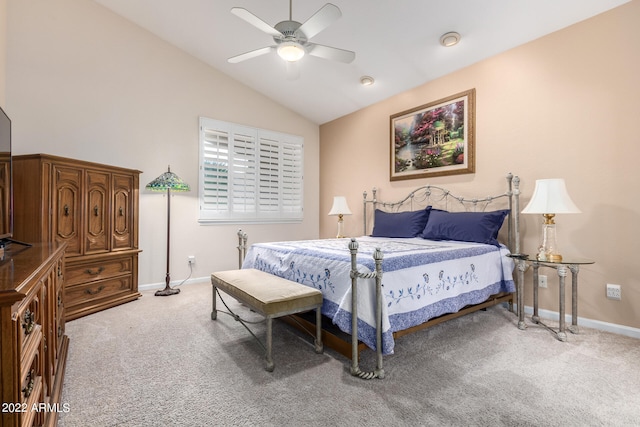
(228, 1, 355, 72)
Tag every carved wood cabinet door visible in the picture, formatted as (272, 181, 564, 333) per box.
(112, 173, 136, 251)
(52, 166, 82, 256)
(85, 170, 111, 254)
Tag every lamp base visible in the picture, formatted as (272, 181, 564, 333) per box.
(536, 218, 563, 263)
(155, 286, 181, 296)
(336, 215, 346, 238)
(537, 253, 563, 263)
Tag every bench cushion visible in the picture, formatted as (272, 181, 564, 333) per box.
(211, 269, 323, 317)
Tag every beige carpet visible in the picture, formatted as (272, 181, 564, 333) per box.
(58, 281, 640, 427)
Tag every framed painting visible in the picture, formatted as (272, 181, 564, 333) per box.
(390, 89, 475, 181)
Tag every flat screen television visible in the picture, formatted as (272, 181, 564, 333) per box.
(0, 106, 12, 244)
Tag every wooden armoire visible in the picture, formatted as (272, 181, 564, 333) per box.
(12, 154, 142, 321)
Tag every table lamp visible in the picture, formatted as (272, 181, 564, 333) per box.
(521, 178, 580, 262)
(328, 196, 352, 238)
(146, 166, 191, 296)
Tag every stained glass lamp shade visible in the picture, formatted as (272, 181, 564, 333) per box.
(146, 166, 190, 296)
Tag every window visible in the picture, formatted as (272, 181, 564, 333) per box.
(199, 117, 304, 223)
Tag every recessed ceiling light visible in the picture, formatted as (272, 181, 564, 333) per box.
(439, 32, 461, 47)
(360, 76, 375, 86)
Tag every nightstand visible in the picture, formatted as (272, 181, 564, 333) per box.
(530, 257, 595, 341)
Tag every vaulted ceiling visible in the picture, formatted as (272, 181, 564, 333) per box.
(94, 0, 629, 124)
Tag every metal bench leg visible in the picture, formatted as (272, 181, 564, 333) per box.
(265, 317, 274, 372)
(211, 285, 218, 320)
(314, 307, 323, 354)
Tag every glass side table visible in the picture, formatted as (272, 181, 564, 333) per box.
(530, 257, 595, 341)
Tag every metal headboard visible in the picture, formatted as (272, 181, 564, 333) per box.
(363, 173, 521, 254)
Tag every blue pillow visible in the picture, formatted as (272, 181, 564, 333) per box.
(371, 208, 431, 238)
(420, 209, 510, 246)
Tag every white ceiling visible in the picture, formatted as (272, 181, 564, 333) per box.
(94, 0, 629, 125)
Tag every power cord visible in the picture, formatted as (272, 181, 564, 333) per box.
(171, 260, 194, 289)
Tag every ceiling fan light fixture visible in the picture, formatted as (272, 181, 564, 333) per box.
(277, 41, 305, 62)
(440, 31, 461, 47)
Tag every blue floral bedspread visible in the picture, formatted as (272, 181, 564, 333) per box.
(242, 237, 515, 355)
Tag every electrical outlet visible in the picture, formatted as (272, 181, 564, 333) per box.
(606, 284, 621, 300)
(538, 274, 547, 288)
(188, 255, 196, 265)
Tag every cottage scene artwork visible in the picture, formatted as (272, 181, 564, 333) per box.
(390, 89, 475, 181)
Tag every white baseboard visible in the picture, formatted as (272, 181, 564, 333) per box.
(139, 276, 210, 292)
(139, 285, 640, 340)
(517, 304, 640, 339)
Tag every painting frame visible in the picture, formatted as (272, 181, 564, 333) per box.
(390, 89, 475, 181)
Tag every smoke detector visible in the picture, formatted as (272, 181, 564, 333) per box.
(440, 32, 461, 47)
(360, 76, 375, 86)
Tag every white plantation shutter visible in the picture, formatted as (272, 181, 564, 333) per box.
(199, 118, 303, 222)
(231, 127, 257, 216)
(281, 138, 303, 213)
(201, 126, 230, 213)
(258, 134, 280, 216)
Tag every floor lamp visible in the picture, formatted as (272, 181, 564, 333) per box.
(146, 166, 191, 296)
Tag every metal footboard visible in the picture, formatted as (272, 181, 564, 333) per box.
(348, 238, 384, 380)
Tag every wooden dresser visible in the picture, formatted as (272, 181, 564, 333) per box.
(0, 243, 68, 427)
(12, 154, 141, 321)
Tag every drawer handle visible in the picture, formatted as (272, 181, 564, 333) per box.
(94, 205, 99, 216)
(85, 285, 105, 295)
(22, 309, 35, 335)
(85, 267, 105, 276)
(64, 204, 70, 216)
(119, 207, 124, 216)
(22, 370, 35, 398)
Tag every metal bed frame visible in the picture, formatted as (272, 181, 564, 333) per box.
(237, 173, 524, 380)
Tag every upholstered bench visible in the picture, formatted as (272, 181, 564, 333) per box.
(211, 268, 323, 372)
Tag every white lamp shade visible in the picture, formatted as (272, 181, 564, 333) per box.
(522, 179, 581, 214)
(328, 196, 352, 216)
(277, 41, 305, 62)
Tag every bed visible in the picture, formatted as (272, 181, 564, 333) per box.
(239, 173, 524, 379)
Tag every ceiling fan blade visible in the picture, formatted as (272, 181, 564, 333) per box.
(228, 46, 275, 63)
(307, 43, 355, 63)
(231, 7, 282, 38)
(285, 61, 300, 81)
(298, 3, 341, 39)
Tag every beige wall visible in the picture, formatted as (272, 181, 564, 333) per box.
(5, 0, 320, 286)
(320, 1, 640, 330)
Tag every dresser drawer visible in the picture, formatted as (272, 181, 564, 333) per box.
(20, 349, 44, 427)
(56, 285, 66, 352)
(65, 275, 133, 307)
(20, 346, 43, 402)
(65, 255, 134, 286)
(16, 288, 43, 362)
